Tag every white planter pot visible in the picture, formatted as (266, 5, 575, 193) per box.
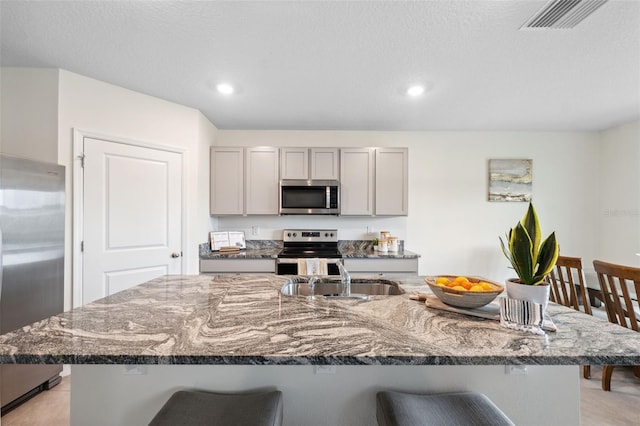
(506, 279, 550, 314)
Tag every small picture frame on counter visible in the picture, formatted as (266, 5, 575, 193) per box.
(210, 231, 246, 251)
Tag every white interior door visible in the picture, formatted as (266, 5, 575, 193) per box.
(80, 137, 183, 305)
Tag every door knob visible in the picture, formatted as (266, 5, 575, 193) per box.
(171, 252, 181, 258)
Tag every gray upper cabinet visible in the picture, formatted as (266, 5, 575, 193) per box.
(340, 148, 375, 215)
(212, 146, 406, 216)
(340, 147, 408, 216)
(280, 147, 309, 180)
(375, 148, 408, 216)
(246, 147, 280, 215)
(210, 146, 279, 215)
(280, 147, 339, 180)
(210, 147, 244, 215)
(310, 148, 339, 180)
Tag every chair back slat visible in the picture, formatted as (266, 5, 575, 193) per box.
(593, 260, 640, 332)
(548, 256, 592, 315)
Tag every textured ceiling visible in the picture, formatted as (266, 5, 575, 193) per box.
(1, 0, 639, 131)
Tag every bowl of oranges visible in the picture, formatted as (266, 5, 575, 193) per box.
(424, 275, 504, 308)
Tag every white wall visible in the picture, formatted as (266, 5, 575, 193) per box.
(1, 68, 218, 310)
(598, 120, 640, 267)
(56, 70, 218, 308)
(216, 130, 601, 283)
(0, 67, 59, 162)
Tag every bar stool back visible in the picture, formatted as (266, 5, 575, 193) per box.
(376, 390, 514, 426)
(149, 389, 283, 426)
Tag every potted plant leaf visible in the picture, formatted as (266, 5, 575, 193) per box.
(499, 202, 559, 312)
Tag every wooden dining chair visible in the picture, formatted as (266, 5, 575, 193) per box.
(592, 259, 640, 391)
(547, 256, 592, 378)
(548, 256, 592, 314)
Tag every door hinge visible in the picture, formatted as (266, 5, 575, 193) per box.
(80, 241, 84, 252)
(78, 153, 85, 168)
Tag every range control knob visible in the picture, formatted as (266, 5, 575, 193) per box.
(293, 233, 297, 237)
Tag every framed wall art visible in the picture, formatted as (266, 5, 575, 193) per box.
(488, 159, 532, 202)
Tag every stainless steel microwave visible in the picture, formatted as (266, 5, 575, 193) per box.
(279, 180, 340, 215)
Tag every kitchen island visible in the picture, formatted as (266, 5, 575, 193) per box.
(1, 274, 639, 425)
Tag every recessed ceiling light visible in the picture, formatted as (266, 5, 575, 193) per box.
(406, 85, 425, 97)
(216, 83, 234, 95)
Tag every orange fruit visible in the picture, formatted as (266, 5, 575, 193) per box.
(479, 282, 494, 291)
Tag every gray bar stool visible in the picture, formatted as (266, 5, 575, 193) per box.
(149, 389, 283, 426)
(376, 390, 514, 426)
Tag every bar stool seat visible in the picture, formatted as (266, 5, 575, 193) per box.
(149, 389, 283, 426)
(376, 390, 514, 426)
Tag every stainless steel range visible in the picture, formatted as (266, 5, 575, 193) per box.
(276, 229, 342, 275)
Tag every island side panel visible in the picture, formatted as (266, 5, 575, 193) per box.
(71, 364, 579, 426)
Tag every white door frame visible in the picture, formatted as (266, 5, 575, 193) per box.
(72, 129, 188, 308)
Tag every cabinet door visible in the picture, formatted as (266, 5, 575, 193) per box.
(280, 147, 309, 180)
(340, 148, 374, 215)
(210, 147, 244, 215)
(343, 258, 418, 274)
(375, 148, 408, 216)
(310, 148, 339, 180)
(200, 259, 276, 273)
(246, 147, 279, 214)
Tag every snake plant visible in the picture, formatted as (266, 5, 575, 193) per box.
(499, 203, 559, 285)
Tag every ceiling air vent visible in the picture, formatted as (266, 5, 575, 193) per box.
(522, 0, 608, 29)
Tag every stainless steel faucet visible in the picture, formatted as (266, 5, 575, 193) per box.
(307, 276, 318, 297)
(337, 262, 351, 296)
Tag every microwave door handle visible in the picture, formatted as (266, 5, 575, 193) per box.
(326, 186, 330, 208)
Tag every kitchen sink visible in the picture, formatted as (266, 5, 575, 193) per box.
(280, 278, 403, 298)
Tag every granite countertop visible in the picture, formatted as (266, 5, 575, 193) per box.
(339, 240, 420, 259)
(339, 248, 420, 259)
(1, 274, 639, 366)
(199, 240, 281, 259)
(199, 240, 421, 260)
(199, 247, 282, 259)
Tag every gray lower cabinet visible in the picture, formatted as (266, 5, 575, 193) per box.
(343, 258, 418, 275)
(200, 259, 276, 274)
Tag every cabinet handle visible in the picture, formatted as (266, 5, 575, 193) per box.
(171, 252, 181, 258)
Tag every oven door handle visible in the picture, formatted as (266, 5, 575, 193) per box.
(276, 258, 343, 264)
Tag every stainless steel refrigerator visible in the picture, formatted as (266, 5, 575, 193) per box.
(0, 153, 65, 413)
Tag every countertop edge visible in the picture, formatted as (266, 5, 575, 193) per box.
(5, 354, 639, 366)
